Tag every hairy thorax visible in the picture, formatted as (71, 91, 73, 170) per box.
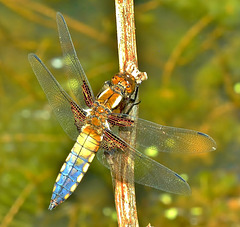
(85, 101, 111, 135)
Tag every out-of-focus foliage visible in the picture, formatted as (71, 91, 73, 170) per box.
(0, 0, 239, 226)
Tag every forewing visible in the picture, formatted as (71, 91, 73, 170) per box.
(97, 130, 191, 195)
(108, 113, 217, 154)
(135, 118, 217, 154)
(56, 12, 94, 108)
(28, 53, 82, 141)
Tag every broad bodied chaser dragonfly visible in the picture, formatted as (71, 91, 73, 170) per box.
(28, 13, 217, 210)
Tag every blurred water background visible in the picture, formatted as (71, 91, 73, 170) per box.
(0, 0, 240, 226)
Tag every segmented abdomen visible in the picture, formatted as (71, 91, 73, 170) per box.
(49, 126, 102, 210)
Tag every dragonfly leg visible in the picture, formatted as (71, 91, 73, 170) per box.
(125, 85, 141, 114)
(125, 100, 141, 115)
(130, 85, 139, 103)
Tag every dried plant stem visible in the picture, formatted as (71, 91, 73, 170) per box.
(109, 0, 140, 226)
(115, 0, 138, 70)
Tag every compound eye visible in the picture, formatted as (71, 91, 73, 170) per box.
(125, 84, 132, 94)
(125, 77, 136, 94)
(111, 75, 118, 85)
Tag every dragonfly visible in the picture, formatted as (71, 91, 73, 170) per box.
(28, 13, 217, 210)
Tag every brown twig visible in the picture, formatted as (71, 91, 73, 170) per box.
(115, 0, 138, 71)
(108, 0, 141, 226)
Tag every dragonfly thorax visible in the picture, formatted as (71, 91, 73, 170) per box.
(97, 87, 123, 110)
(85, 102, 110, 132)
(97, 73, 136, 110)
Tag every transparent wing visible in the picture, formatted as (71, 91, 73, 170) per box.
(56, 12, 94, 108)
(108, 113, 217, 154)
(135, 118, 217, 154)
(28, 53, 82, 141)
(97, 130, 191, 195)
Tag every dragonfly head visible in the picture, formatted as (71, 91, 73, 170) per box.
(111, 73, 136, 96)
